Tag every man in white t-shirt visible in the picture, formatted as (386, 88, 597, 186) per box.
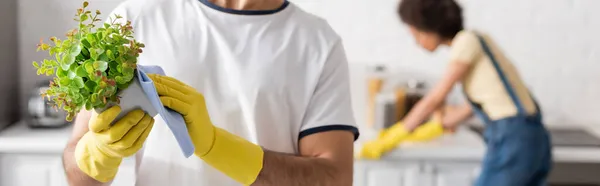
(62, 0, 359, 185)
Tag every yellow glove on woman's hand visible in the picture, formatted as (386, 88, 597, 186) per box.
(405, 121, 444, 142)
(149, 74, 263, 185)
(359, 122, 410, 159)
(75, 106, 154, 183)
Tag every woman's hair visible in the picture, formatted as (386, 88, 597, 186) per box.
(397, 0, 464, 39)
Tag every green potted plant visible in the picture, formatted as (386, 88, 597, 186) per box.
(33, 1, 155, 122)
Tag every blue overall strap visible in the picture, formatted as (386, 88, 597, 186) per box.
(475, 35, 528, 116)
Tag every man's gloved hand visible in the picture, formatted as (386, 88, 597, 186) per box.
(74, 106, 154, 183)
(405, 121, 444, 142)
(358, 122, 410, 159)
(149, 74, 263, 185)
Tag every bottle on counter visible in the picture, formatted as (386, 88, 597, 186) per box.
(373, 91, 404, 130)
(366, 65, 387, 128)
(401, 79, 426, 120)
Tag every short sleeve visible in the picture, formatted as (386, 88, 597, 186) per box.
(449, 31, 483, 65)
(299, 40, 360, 141)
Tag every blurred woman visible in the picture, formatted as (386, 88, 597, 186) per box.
(389, 0, 552, 185)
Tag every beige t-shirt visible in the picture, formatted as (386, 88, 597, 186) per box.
(450, 30, 537, 120)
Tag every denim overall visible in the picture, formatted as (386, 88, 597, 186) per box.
(469, 35, 553, 186)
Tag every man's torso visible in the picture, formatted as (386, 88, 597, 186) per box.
(108, 0, 344, 185)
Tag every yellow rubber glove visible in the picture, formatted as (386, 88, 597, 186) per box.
(74, 106, 154, 183)
(358, 122, 410, 159)
(405, 121, 444, 142)
(149, 74, 263, 185)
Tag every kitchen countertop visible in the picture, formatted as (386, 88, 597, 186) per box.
(2, 120, 600, 163)
(355, 122, 600, 163)
(0, 121, 72, 154)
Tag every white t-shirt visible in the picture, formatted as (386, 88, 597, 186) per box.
(107, 0, 359, 185)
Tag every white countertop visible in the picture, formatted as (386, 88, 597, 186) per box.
(0, 121, 72, 154)
(355, 122, 600, 163)
(2, 120, 600, 163)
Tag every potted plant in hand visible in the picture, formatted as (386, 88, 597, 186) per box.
(33, 1, 155, 122)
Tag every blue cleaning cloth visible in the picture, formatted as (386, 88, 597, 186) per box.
(136, 65, 195, 157)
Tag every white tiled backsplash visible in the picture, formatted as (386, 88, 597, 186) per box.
(294, 0, 600, 127)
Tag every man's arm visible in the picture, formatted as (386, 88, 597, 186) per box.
(62, 110, 105, 186)
(252, 130, 355, 186)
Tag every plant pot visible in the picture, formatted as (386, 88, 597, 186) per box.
(94, 76, 158, 123)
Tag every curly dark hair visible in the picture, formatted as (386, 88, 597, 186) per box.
(397, 0, 464, 39)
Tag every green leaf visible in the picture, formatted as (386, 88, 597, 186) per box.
(45, 68, 54, 76)
(81, 14, 88, 22)
(99, 53, 109, 61)
(32, 61, 39, 68)
(84, 80, 96, 91)
(81, 47, 90, 58)
(93, 61, 108, 72)
(97, 102, 106, 109)
(122, 66, 134, 75)
(76, 66, 87, 77)
(61, 56, 74, 70)
(59, 78, 71, 86)
(115, 64, 122, 73)
(90, 93, 97, 103)
(85, 102, 92, 110)
(69, 43, 82, 57)
(89, 49, 97, 60)
(84, 60, 94, 73)
(95, 48, 105, 56)
(117, 81, 130, 89)
(80, 88, 90, 96)
(104, 23, 110, 29)
(96, 32, 104, 41)
(81, 39, 91, 48)
(106, 50, 114, 60)
(56, 68, 68, 78)
(127, 74, 135, 82)
(112, 34, 124, 43)
(109, 60, 118, 69)
(86, 34, 96, 45)
(68, 70, 77, 79)
(70, 62, 79, 71)
(105, 86, 116, 96)
(115, 76, 125, 84)
(92, 93, 102, 105)
(73, 77, 85, 88)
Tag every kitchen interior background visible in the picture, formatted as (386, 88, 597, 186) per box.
(0, 0, 599, 184)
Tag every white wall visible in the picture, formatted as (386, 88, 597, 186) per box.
(16, 0, 600, 127)
(294, 0, 600, 127)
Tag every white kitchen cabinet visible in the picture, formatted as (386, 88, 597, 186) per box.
(355, 160, 481, 186)
(430, 161, 480, 186)
(403, 167, 435, 186)
(366, 168, 405, 186)
(0, 154, 60, 186)
(355, 161, 428, 186)
(0, 154, 136, 186)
